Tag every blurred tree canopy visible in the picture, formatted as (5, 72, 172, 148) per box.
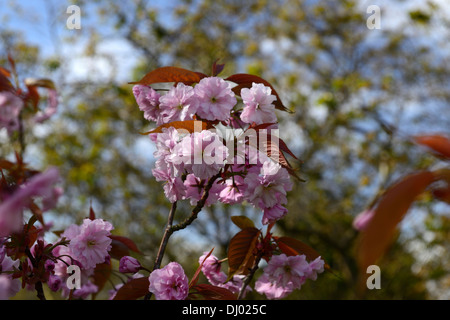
(1, 0, 449, 299)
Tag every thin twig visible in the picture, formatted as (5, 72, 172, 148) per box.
(144, 201, 178, 301)
(237, 254, 262, 300)
(152, 201, 178, 271)
(144, 172, 221, 300)
(25, 247, 46, 300)
(172, 172, 221, 232)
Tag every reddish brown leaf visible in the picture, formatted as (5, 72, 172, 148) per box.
(29, 201, 44, 225)
(414, 134, 450, 160)
(110, 235, 142, 255)
(129, 66, 207, 86)
(211, 59, 225, 77)
(227, 227, 260, 279)
(7, 54, 16, 74)
(432, 185, 450, 204)
(22, 78, 55, 110)
(25, 85, 40, 109)
(25, 225, 39, 249)
(189, 283, 237, 300)
(91, 261, 112, 299)
(0, 67, 11, 78)
(88, 204, 96, 220)
(230, 216, 255, 230)
(275, 236, 330, 269)
(226, 74, 291, 112)
(190, 247, 214, 288)
(257, 136, 302, 180)
(245, 125, 301, 179)
(113, 277, 150, 300)
(0, 70, 14, 92)
(269, 134, 298, 160)
(0, 159, 15, 170)
(141, 120, 213, 135)
(109, 239, 130, 260)
(357, 171, 436, 273)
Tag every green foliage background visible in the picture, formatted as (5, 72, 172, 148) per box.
(1, 0, 449, 299)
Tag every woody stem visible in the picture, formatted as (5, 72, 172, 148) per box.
(145, 172, 221, 300)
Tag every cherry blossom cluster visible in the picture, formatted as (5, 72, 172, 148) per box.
(130, 76, 325, 300)
(116, 250, 325, 300)
(0, 168, 62, 238)
(1, 71, 118, 300)
(0, 88, 58, 136)
(255, 254, 324, 299)
(51, 218, 114, 298)
(197, 252, 251, 297)
(0, 208, 115, 300)
(133, 77, 293, 226)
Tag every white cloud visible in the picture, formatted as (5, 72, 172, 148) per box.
(61, 38, 139, 83)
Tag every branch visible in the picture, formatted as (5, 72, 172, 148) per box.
(152, 201, 177, 271)
(237, 253, 262, 300)
(145, 172, 221, 300)
(25, 246, 46, 300)
(172, 172, 221, 232)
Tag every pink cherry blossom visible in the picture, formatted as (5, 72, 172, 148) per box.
(53, 241, 96, 297)
(71, 282, 99, 299)
(306, 256, 325, 281)
(48, 274, 63, 292)
(173, 130, 228, 180)
(0, 246, 20, 299)
(0, 91, 23, 134)
(152, 163, 186, 203)
(44, 259, 55, 272)
(34, 89, 58, 123)
(194, 77, 237, 121)
(256, 253, 326, 299)
(148, 262, 189, 300)
(221, 274, 250, 296)
(159, 83, 198, 124)
(153, 127, 185, 177)
(183, 174, 223, 206)
(198, 252, 222, 277)
(119, 256, 141, 273)
(52, 238, 76, 278)
(198, 252, 249, 296)
(198, 252, 226, 287)
(68, 218, 114, 269)
(218, 175, 246, 204)
(244, 160, 292, 211)
(240, 82, 277, 125)
(153, 127, 182, 159)
(255, 274, 293, 300)
(263, 254, 310, 288)
(0, 167, 61, 237)
(150, 127, 187, 203)
(133, 85, 161, 122)
(262, 204, 288, 225)
(0, 275, 17, 300)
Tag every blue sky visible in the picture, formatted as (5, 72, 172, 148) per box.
(0, 0, 175, 82)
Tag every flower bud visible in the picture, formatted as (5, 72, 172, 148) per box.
(119, 256, 141, 273)
(48, 274, 62, 292)
(44, 259, 55, 272)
